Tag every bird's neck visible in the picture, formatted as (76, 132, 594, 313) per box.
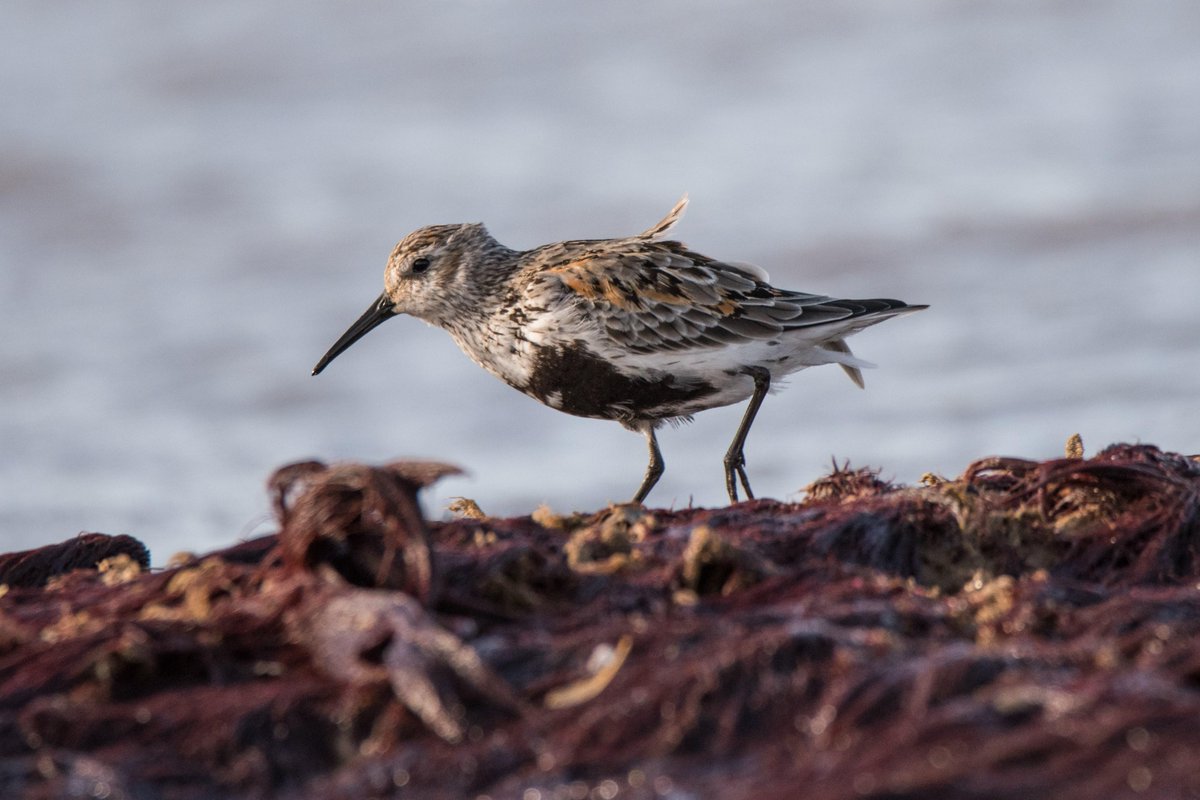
(442, 308, 536, 391)
(438, 266, 517, 330)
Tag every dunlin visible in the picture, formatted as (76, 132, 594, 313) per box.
(313, 196, 926, 504)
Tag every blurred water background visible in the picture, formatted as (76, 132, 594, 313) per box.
(2, 1, 1198, 561)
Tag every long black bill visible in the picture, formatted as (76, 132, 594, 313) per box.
(311, 294, 398, 375)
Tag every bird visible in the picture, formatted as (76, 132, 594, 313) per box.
(312, 196, 926, 504)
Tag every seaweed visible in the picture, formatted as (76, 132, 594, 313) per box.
(2, 444, 1199, 798)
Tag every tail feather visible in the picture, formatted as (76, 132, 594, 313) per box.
(823, 338, 865, 389)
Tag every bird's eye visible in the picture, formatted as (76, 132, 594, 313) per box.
(411, 257, 431, 274)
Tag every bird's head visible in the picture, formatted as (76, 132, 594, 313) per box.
(311, 222, 501, 376)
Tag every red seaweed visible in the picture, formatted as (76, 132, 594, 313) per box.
(0, 533, 149, 589)
(2, 445, 1199, 798)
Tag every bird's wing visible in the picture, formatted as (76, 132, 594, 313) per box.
(534, 240, 889, 355)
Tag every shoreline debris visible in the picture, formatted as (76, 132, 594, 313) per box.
(3, 444, 1199, 798)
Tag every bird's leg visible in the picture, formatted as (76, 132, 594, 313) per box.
(632, 426, 664, 504)
(724, 367, 771, 503)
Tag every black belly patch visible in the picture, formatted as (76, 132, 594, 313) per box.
(525, 344, 715, 421)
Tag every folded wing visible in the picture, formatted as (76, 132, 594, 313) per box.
(540, 240, 914, 358)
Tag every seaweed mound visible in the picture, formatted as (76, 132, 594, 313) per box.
(2, 444, 1199, 799)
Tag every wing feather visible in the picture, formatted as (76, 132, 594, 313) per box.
(637, 195, 688, 240)
(532, 234, 917, 355)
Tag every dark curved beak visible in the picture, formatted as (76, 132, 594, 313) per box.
(312, 294, 397, 375)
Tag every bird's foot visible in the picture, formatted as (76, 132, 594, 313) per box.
(723, 452, 754, 504)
